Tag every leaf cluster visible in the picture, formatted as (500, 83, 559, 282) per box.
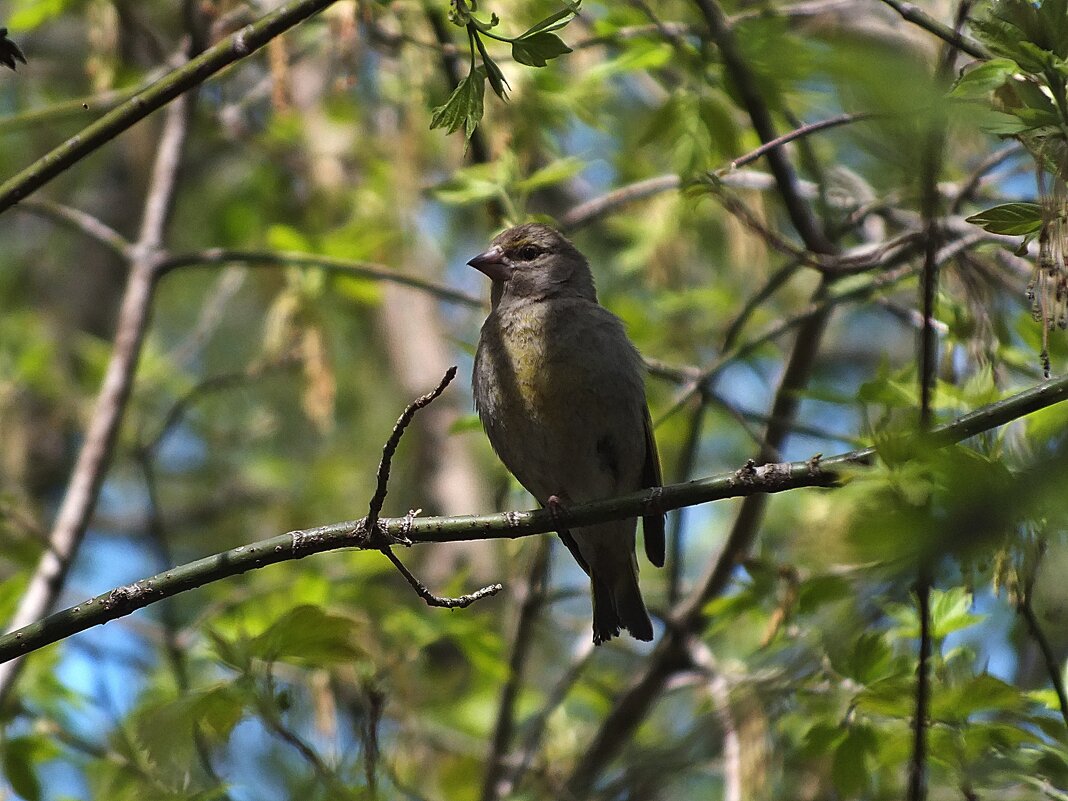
(431, 1, 580, 140)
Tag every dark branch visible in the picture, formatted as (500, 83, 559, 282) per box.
(365, 367, 501, 609)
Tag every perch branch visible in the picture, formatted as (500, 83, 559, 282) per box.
(0, 372, 1066, 664)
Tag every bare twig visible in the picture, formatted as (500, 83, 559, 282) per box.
(877, 0, 989, 59)
(158, 249, 483, 308)
(693, 0, 833, 254)
(367, 367, 503, 609)
(559, 175, 682, 231)
(688, 639, 743, 801)
(366, 367, 458, 532)
(379, 548, 503, 609)
(667, 401, 707, 605)
(501, 636, 596, 795)
(908, 579, 933, 801)
(16, 198, 132, 258)
(716, 112, 878, 174)
(142, 355, 302, 454)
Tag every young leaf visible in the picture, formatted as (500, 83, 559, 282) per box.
(517, 1, 581, 38)
(448, 0, 473, 26)
(512, 32, 572, 67)
(0, 28, 26, 70)
(430, 68, 486, 139)
(965, 202, 1044, 235)
(480, 48, 510, 99)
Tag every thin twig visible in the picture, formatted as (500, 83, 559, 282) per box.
(559, 175, 681, 231)
(501, 636, 595, 795)
(158, 249, 484, 308)
(668, 401, 708, 605)
(878, 0, 989, 59)
(366, 367, 458, 532)
(16, 198, 132, 258)
(379, 548, 503, 609)
(481, 540, 551, 801)
(908, 578, 932, 801)
(142, 355, 302, 454)
(367, 367, 503, 609)
(716, 112, 877, 174)
(693, 0, 834, 254)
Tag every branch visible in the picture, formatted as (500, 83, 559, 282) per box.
(0, 92, 194, 706)
(16, 198, 132, 258)
(158, 248, 484, 308)
(365, 367, 503, 610)
(714, 112, 878, 174)
(1018, 542, 1068, 732)
(2, 372, 1067, 664)
(878, 0, 989, 59)
(365, 367, 458, 532)
(0, 0, 340, 213)
(693, 0, 834, 254)
(559, 174, 681, 231)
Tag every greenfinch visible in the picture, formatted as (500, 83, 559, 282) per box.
(469, 223, 665, 644)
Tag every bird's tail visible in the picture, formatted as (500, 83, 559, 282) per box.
(591, 561, 653, 645)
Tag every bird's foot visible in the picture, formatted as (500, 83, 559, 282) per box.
(546, 494, 569, 525)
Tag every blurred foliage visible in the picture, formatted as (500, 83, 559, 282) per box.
(1, 0, 1068, 800)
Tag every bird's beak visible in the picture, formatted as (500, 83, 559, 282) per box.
(468, 245, 513, 282)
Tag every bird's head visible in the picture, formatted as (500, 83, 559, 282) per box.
(468, 223, 597, 309)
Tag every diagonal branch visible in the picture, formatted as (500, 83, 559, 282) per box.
(1, 372, 1066, 665)
(0, 90, 194, 707)
(0, 0, 340, 213)
(365, 367, 502, 609)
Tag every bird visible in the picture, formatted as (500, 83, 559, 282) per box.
(469, 223, 665, 644)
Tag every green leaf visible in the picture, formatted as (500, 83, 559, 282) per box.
(932, 673, 1026, 722)
(929, 587, 984, 639)
(512, 32, 572, 67)
(481, 54, 510, 100)
(430, 69, 486, 140)
(832, 727, 876, 798)
(516, 2, 581, 38)
(247, 604, 365, 665)
(948, 58, 1018, 99)
(842, 632, 893, 684)
(3, 737, 42, 801)
(9, 0, 70, 30)
(965, 202, 1044, 235)
(514, 156, 585, 192)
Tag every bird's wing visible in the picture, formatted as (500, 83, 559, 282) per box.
(641, 405, 666, 567)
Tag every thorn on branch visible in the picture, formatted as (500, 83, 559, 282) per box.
(363, 365, 502, 609)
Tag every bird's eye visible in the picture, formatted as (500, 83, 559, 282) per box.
(516, 244, 542, 261)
